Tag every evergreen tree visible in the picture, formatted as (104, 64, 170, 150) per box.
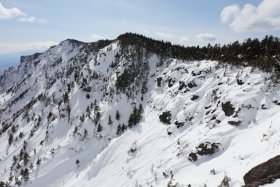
(122, 123, 127, 132)
(128, 106, 142, 128)
(80, 114, 85, 122)
(115, 110, 120, 120)
(63, 92, 69, 103)
(19, 149, 24, 160)
(0, 181, 7, 187)
(23, 152, 30, 166)
(117, 33, 280, 77)
(83, 129, 88, 140)
(12, 155, 17, 166)
(139, 104, 143, 114)
(21, 168, 29, 181)
(108, 115, 113, 126)
(94, 106, 101, 125)
(97, 123, 102, 132)
(116, 124, 122, 135)
(36, 158, 41, 166)
(8, 133, 13, 145)
(86, 106, 90, 114)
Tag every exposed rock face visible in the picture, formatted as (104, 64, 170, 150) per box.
(237, 79, 244, 85)
(178, 81, 187, 91)
(188, 152, 198, 161)
(191, 95, 199, 101)
(196, 142, 220, 156)
(159, 111, 172, 124)
(174, 121, 184, 128)
(187, 81, 197, 88)
(228, 120, 241, 126)
(188, 142, 221, 161)
(243, 155, 280, 187)
(222, 101, 235, 117)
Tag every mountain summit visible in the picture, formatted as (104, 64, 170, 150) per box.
(0, 33, 280, 187)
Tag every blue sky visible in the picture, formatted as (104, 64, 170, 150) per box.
(0, 0, 280, 71)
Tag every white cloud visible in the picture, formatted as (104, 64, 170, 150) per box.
(0, 3, 46, 23)
(221, 0, 280, 32)
(155, 32, 174, 39)
(90, 33, 107, 41)
(220, 4, 239, 23)
(19, 16, 46, 23)
(0, 41, 57, 55)
(0, 2, 25, 19)
(196, 33, 217, 41)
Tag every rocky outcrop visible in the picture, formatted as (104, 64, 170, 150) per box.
(188, 142, 221, 161)
(159, 111, 172, 124)
(222, 102, 235, 117)
(243, 155, 280, 187)
(174, 121, 184, 128)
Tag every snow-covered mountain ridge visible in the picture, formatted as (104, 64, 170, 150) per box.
(0, 34, 280, 187)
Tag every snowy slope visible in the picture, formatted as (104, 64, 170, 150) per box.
(0, 36, 280, 187)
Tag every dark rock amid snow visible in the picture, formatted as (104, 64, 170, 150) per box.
(243, 155, 280, 187)
(157, 77, 162, 87)
(273, 100, 280, 106)
(228, 120, 242, 126)
(188, 152, 198, 161)
(191, 95, 199, 101)
(187, 81, 197, 88)
(188, 142, 221, 161)
(178, 81, 186, 91)
(222, 102, 235, 117)
(261, 104, 267, 110)
(168, 78, 176, 87)
(237, 79, 244, 85)
(196, 142, 220, 156)
(174, 121, 184, 128)
(178, 81, 189, 92)
(159, 111, 172, 124)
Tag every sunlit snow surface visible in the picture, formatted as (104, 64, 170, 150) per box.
(0, 40, 279, 186)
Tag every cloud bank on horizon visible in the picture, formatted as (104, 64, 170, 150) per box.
(0, 41, 57, 55)
(196, 33, 217, 42)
